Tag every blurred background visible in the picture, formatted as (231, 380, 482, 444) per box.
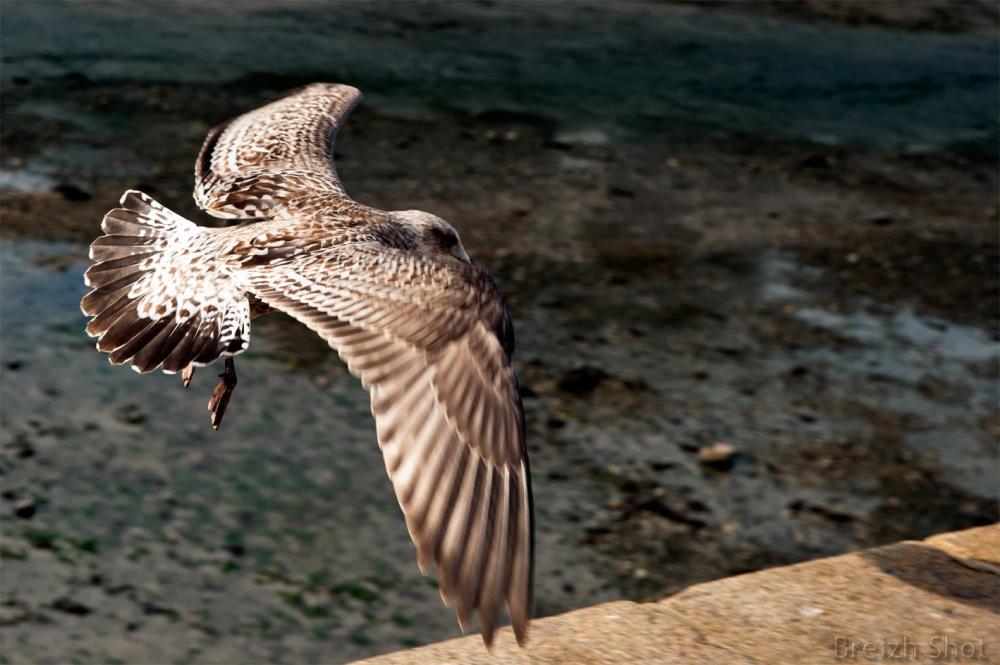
(1, 1, 997, 662)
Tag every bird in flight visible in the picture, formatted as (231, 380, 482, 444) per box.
(79, 83, 533, 647)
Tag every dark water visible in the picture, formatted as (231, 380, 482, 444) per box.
(2, 0, 997, 154)
(1, 2, 997, 663)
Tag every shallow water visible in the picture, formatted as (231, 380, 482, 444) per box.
(2, 1, 998, 157)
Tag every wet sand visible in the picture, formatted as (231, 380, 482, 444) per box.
(1, 2, 997, 663)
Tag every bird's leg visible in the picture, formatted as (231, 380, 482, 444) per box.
(208, 357, 237, 431)
(181, 365, 196, 388)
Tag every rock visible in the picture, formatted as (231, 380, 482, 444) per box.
(697, 442, 739, 470)
(686, 499, 707, 512)
(114, 403, 146, 425)
(359, 526, 1000, 665)
(788, 499, 855, 523)
(51, 184, 92, 202)
(621, 495, 708, 529)
(140, 600, 179, 619)
(527, 379, 557, 395)
(51, 597, 92, 616)
(6, 438, 35, 459)
(807, 503, 855, 523)
(797, 153, 835, 170)
(557, 366, 609, 395)
(0, 605, 30, 626)
(25, 530, 57, 549)
(62, 71, 91, 85)
(924, 527, 1000, 574)
(518, 384, 539, 399)
(13, 497, 36, 519)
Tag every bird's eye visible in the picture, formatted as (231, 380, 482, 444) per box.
(431, 227, 458, 249)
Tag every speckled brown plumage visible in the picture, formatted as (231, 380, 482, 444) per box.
(79, 83, 533, 647)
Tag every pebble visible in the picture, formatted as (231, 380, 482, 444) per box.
(797, 153, 834, 169)
(557, 366, 609, 395)
(0, 606, 29, 626)
(114, 403, 146, 425)
(13, 497, 36, 519)
(7, 439, 35, 459)
(51, 184, 92, 202)
(51, 597, 92, 615)
(698, 442, 739, 471)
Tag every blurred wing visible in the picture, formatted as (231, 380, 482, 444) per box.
(243, 246, 533, 646)
(193, 83, 362, 219)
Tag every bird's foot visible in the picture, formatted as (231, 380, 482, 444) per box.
(208, 357, 237, 431)
(181, 365, 196, 388)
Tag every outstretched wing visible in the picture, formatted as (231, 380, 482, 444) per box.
(242, 245, 533, 646)
(193, 83, 362, 219)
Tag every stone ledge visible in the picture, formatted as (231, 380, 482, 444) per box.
(356, 525, 999, 664)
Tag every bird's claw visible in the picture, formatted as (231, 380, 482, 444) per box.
(181, 365, 195, 388)
(208, 357, 237, 430)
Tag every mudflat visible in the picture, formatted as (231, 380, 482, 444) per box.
(1, 2, 996, 662)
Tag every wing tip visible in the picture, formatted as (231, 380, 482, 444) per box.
(512, 618, 529, 648)
(118, 189, 150, 207)
(305, 82, 363, 99)
(475, 621, 526, 651)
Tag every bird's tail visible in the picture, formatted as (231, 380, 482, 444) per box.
(80, 190, 251, 374)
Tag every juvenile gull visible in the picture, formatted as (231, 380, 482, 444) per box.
(79, 83, 533, 647)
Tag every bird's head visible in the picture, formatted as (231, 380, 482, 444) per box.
(391, 210, 471, 263)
